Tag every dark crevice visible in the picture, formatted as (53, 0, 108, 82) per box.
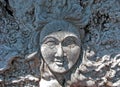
(84, 23, 90, 34)
(4, 0, 13, 16)
(0, 1, 2, 6)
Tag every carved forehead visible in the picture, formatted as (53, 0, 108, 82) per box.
(40, 20, 80, 41)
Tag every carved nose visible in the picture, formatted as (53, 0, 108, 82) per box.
(55, 45, 63, 57)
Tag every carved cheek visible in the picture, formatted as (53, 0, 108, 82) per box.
(41, 44, 56, 61)
(69, 46, 80, 61)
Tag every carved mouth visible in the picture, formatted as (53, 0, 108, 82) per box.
(55, 61, 63, 66)
(54, 59, 64, 66)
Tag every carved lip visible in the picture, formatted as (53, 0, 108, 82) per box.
(54, 59, 64, 66)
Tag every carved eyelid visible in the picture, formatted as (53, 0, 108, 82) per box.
(42, 37, 58, 44)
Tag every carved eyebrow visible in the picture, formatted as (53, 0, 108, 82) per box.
(64, 33, 79, 39)
(42, 36, 58, 43)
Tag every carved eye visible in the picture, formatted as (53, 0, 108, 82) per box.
(62, 37, 77, 48)
(64, 41, 76, 48)
(44, 40, 56, 49)
(46, 41, 56, 47)
(68, 43, 76, 48)
(42, 37, 59, 49)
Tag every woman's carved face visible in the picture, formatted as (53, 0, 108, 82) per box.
(40, 21, 81, 73)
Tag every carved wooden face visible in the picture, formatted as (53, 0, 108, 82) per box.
(40, 21, 81, 73)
